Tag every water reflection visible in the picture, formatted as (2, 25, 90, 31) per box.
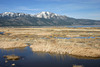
(33, 51, 100, 60)
(0, 47, 28, 56)
(0, 47, 100, 67)
(69, 55, 100, 60)
(66, 25, 100, 28)
(33, 52, 69, 61)
(55, 36, 96, 40)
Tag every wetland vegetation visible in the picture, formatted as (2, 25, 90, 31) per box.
(0, 27, 100, 57)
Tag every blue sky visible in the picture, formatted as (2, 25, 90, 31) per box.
(0, 0, 100, 20)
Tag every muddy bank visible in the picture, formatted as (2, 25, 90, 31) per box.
(0, 41, 28, 49)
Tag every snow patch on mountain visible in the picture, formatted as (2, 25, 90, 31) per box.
(0, 11, 68, 19)
(34, 11, 61, 19)
(0, 12, 30, 17)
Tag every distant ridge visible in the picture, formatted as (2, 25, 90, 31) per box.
(0, 12, 100, 26)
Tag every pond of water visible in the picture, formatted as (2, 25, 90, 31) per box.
(55, 36, 96, 39)
(0, 46, 100, 67)
(66, 25, 100, 28)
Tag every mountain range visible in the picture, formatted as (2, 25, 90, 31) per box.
(0, 12, 100, 26)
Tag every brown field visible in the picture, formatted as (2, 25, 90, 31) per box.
(0, 27, 100, 57)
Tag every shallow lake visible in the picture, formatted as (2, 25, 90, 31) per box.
(66, 25, 100, 28)
(55, 36, 96, 39)
(0, 46, 100, 67)
(3, 25, 100, 28)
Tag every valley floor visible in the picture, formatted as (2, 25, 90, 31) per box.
(0, 27, 100, 57)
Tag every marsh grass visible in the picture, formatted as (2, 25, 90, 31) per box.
(30, 38, 100, 57)
(0, 27, 100, 57)
(0, 41, 28, 49)
(73, 65, 84, 67)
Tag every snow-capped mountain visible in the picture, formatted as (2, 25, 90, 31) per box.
(34, 11, 67, 19)
(0, 12, 68, 20)
(34, 11, 59, 19)
(0, 12, 31, 17)
(0, 11, 100, 26)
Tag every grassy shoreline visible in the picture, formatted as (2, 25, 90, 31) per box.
(0, 27, 100, 58)
(30, 38, 100, 57)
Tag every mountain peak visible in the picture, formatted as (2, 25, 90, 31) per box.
(3, 12, 14, 14)
(40, 11, 57, 15)
(0, 12, 30, 17)
(34, 11, 60, 19)
(2, 12, 14, 15)
(0, 11, 100, 26)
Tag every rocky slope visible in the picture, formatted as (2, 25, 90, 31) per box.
(0, 12, 100, 26)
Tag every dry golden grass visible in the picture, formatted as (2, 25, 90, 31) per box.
(30, 38, 100, 57)
(3, 54, 20, 60)
(0, 27, 100, 57)
(73, 65, 84, 67)
(0, 41, 28, 49)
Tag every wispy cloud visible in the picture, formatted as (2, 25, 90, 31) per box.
(35, 0, 100, 4)
(0, 6, 41, 14)
(0, 0, 100, 20)
(35, 0, 64, 2)
(17, 6, 41, 11)
(77, 0, 100, 4)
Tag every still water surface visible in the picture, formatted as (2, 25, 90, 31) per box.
(66, 25, 100, 28)
(0, 46, 100, 67)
